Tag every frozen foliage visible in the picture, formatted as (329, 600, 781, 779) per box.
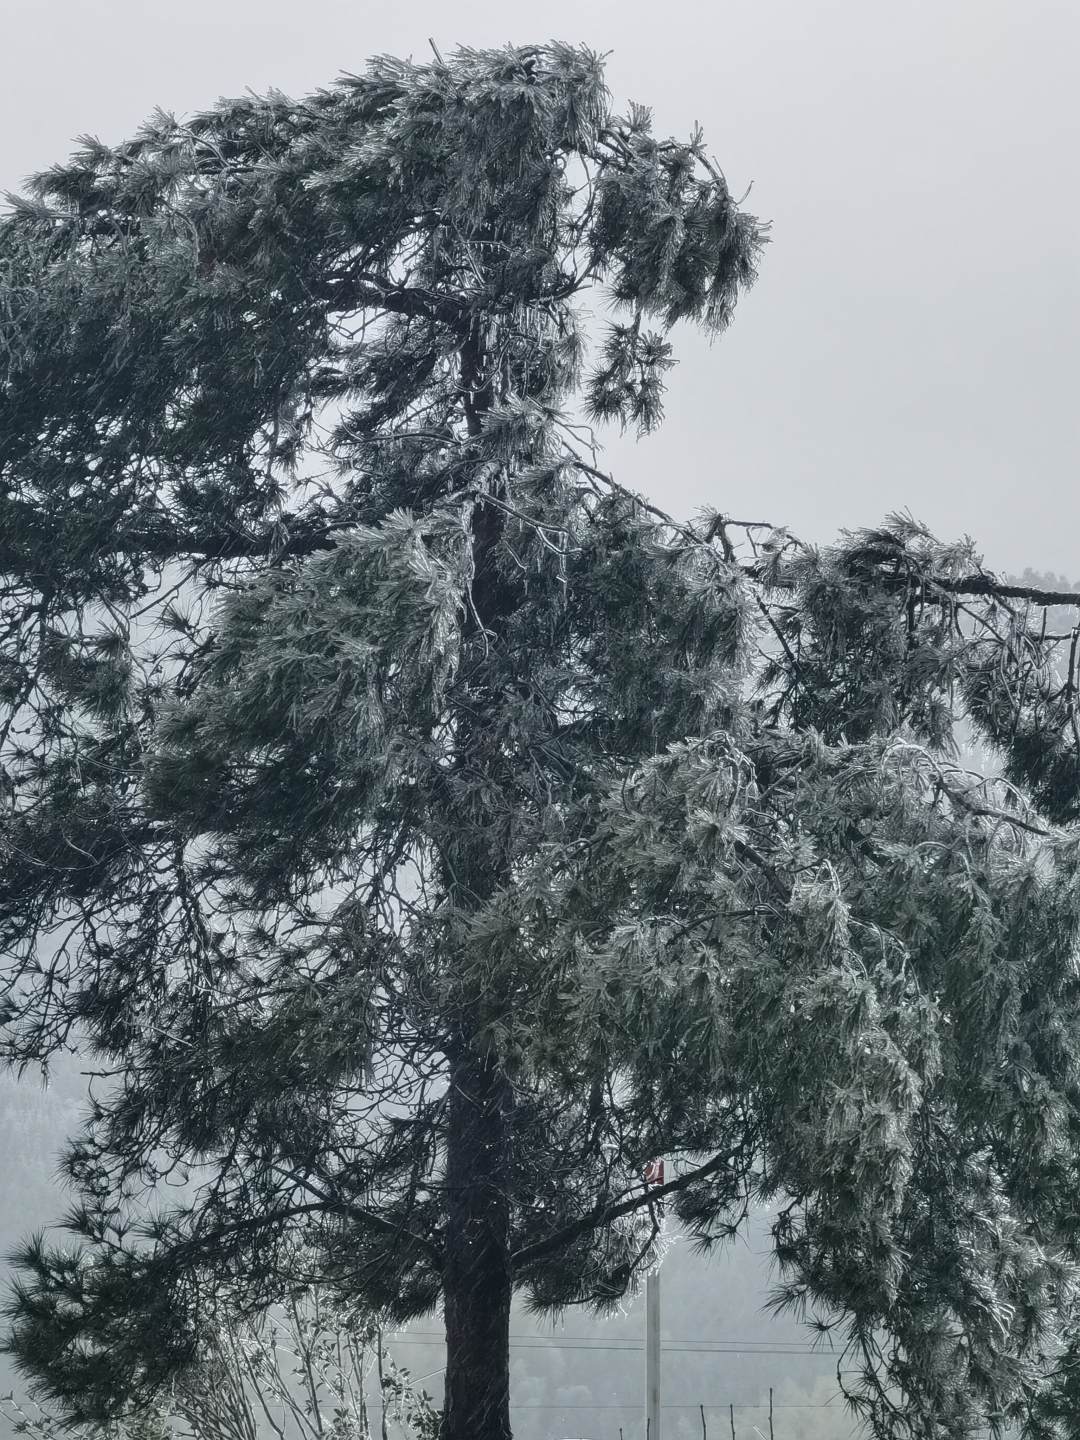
(2, 39, 1080, 1440)
(2, 1279, 439, 1440)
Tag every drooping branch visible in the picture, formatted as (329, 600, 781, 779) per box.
(510, 1148, 734, 1272)
(913, 573, 1080, 609)
(568, 477, 1080, 614)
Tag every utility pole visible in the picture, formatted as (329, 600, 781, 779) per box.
(646, 1267, 661, 1440)
(642, 1156, 665, 1440)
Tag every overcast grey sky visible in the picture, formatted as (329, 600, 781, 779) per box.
(2, 0, 1077, 577)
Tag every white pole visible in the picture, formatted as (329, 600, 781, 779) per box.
(646, 1268, 661, 1440)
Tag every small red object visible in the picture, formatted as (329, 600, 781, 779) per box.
(643, 1159, 665, 1185)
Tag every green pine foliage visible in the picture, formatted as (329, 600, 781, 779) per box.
(2, 40, 1080, 1440)
(2, 1278, 440, 1440)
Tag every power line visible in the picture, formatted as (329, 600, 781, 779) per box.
(384, 1403, 841, 1411)
(379, 1328, 849, 1420)
(390, 1330, 825, 1344)
(390, 1340, 834, 1356)
(385, 1332, 837, 1356)
(365, 1399, 847, 1411)
(388, 1336, 835, 1347)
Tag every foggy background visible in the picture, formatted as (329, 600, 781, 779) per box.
(1, 0, 1076, 1434)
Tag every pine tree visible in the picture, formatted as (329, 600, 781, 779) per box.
(3, 41, 1080, 1440)
(3, 1274, 439, 1440)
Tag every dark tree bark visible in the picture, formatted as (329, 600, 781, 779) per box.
(438, 313, 516, 1440)
(441, 1049, 514, 1440)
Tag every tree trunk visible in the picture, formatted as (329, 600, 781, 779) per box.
(441, 1048, 514, 1440)
(439, 303, 514, 1440)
